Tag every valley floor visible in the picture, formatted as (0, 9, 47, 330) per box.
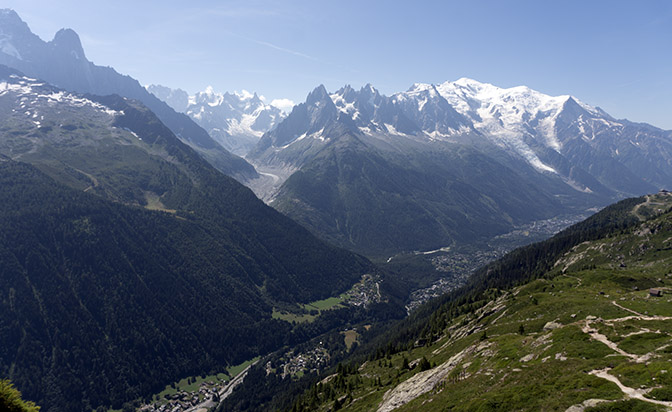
(138, 359, 258, 412)
(403, 212, 594, 313)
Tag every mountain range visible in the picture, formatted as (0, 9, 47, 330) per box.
(244, 80, 672, 256)
(0, 9, 256, 181)
(147, 84, 285, 156)
(251, 79, 672, 197)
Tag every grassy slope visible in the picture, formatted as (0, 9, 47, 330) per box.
(296, 193, 672, 412)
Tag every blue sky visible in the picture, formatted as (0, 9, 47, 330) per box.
(4, 0, 672, 128)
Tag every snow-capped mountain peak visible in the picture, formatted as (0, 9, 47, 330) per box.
(328, 84, 380, 122)
(148, 84, 285, 156)
(190, 86, 223, 107)
(330, 87, 357, 116)
(437, 77, 603, 122)
(362, 83, 376, 93)
(429, 78, 612, 171)
(252, 78, 672, 186)
(405, 82, 435, 93)
(400, 82, 444, 111)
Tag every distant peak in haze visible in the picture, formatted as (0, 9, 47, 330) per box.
(203, 85, 216, 95)
(51, 28, 86, 60)
(0, 9, 27, 30)
(191, 86, 264, 106)
(0, 10, 84, 61)
(146, 84, 189, 112)
(147, 83, 286, 156)
(147, 83, 283, 114)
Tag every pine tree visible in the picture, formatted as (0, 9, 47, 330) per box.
(419, 356, 431, 371)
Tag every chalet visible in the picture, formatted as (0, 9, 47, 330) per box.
(650, 288, 663, 297)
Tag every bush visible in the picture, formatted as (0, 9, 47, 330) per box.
(0, 380, 40, 412)
(586, 399, 660, 412)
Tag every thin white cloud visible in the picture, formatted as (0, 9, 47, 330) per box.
(236, 89, 254, 99)
(205, 7, 281, 19)
(270, 98, 295, 113)
(250, 39, 319, 62)
(224, 31, 321, 63)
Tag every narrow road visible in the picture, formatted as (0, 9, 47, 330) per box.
(631, 194, 668, 221)
(184, 361, 258, 412)
(219, 361, 258, 400)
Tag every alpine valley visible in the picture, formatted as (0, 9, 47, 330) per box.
(0, 66, 389, 411)
(1, 6, 672, 412)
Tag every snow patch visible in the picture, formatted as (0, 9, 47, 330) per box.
(384, 123, 405, 136)
(0, 77, 121, 117)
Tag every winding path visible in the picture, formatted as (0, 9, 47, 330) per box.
(632, 194, 669, 221)
(589, 369, 672, 408)
(581, 301, 672, 409)
(562, 274, 583, 287)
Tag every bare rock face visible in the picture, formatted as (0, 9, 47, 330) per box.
(377, 341, 492, 412)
